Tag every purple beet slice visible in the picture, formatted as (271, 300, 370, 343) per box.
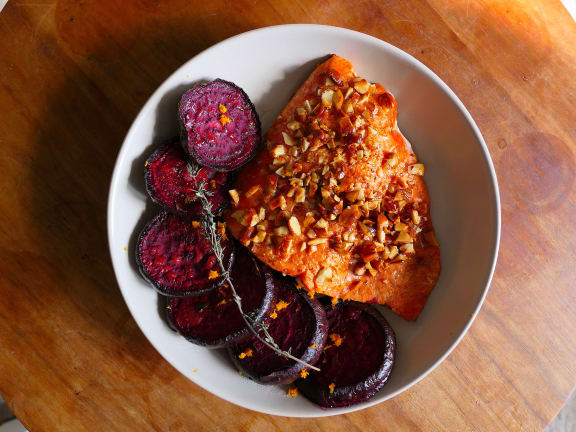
(166, 243, 276, 347)
(178, 79, 261, 171)
(136, 212, 233, 297)
(145, 140, 231, 216)
(296, 303, 396, 408)
(228, 276, 328, 385)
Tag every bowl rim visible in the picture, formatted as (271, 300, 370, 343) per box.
(107, 23, 501, 417)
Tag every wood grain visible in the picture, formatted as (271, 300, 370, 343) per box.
(0, 0, 575, 430)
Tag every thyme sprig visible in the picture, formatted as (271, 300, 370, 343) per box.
(190, 163, 320, 371)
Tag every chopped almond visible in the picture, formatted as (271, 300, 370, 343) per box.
(287, 121, 301, 131)
(342, 100, 354, 114)
(321, 89, 335, 107)
(252, 230, 267, 243)
(409, 163, 425, 175)
(353, 79, 370, 94)
(271, 145, 286, 157)
(245, 185, 262, 198)
(345, 189, 360, 202)
(228, 189, 240, 205)
(344, 87, 354, 99)
(353, 263, 366, 276)
(400, 243, 415, 254)
(396, 231, 412, 243)
(274, 226, 289, 236)
(282, 132, 296, 146)
(303, 215, 316, 228)
(394, 221, 408, 231)
(308, 238, 328, 246)
(315, 267, 333, 285)
(332, 89, 344, 110)
(246, 212, 260, 228)
(306, 229, 317, 239)
(314, 218, 329, 229)
(338, 116, 354, 135)
(365, 261, 377, 276)
(360, 244, 377, 263)
(288, 216, 302, 235)
(386, 153, 398, 167)
(295, 187, 306, 203)
(269, 195, 284, 210)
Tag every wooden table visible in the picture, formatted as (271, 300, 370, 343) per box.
(1, 0, 575, 430)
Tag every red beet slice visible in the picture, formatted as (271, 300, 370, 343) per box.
(166, 243, 276, 347)
(228, 276, 328, 385)
(136, 212, 233, 297)
(178, 79, 261, 171)
(145, 140, 231, 216)
(296, 303, 396, 408)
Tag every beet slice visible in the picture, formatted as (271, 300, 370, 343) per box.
(136, 212, 233, 297)
(178, 79, 261, 171)
(145, 140, 231, 216)
(166, 243, 276, 347)
(228, 276, 328, 385)
(296, 303, 396, 408)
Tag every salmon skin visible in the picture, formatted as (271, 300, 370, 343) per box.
(225, 55, 440, 321)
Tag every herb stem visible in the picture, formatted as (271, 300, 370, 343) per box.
(191, 169, 320, 372)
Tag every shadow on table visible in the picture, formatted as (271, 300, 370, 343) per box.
(26, 5, 322, 348)
(27, 5, 332, 388)
(27, 8, 256, 341)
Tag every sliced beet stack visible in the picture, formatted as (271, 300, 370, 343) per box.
(145, 140, 231, 217)
(136, 212, 233, 297)
(178, 79, 261, 171)
(228, 276, 328, 385)
(166, 243, 276, 348)
(296, 303, 396, 408)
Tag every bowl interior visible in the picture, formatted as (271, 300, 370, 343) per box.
(108, 25, 500, 417)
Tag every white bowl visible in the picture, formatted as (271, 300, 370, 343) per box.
(108, 24, 500, 417)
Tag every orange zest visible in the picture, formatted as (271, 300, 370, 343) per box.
(219, 114, 231, 126)
(286, 387, 299, 398)
(329, 333, 343, 347)
(238, 348, 253, 359)
(275, 300, 289, 311)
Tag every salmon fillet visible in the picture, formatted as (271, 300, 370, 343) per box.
(225, 55, 440, 321)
